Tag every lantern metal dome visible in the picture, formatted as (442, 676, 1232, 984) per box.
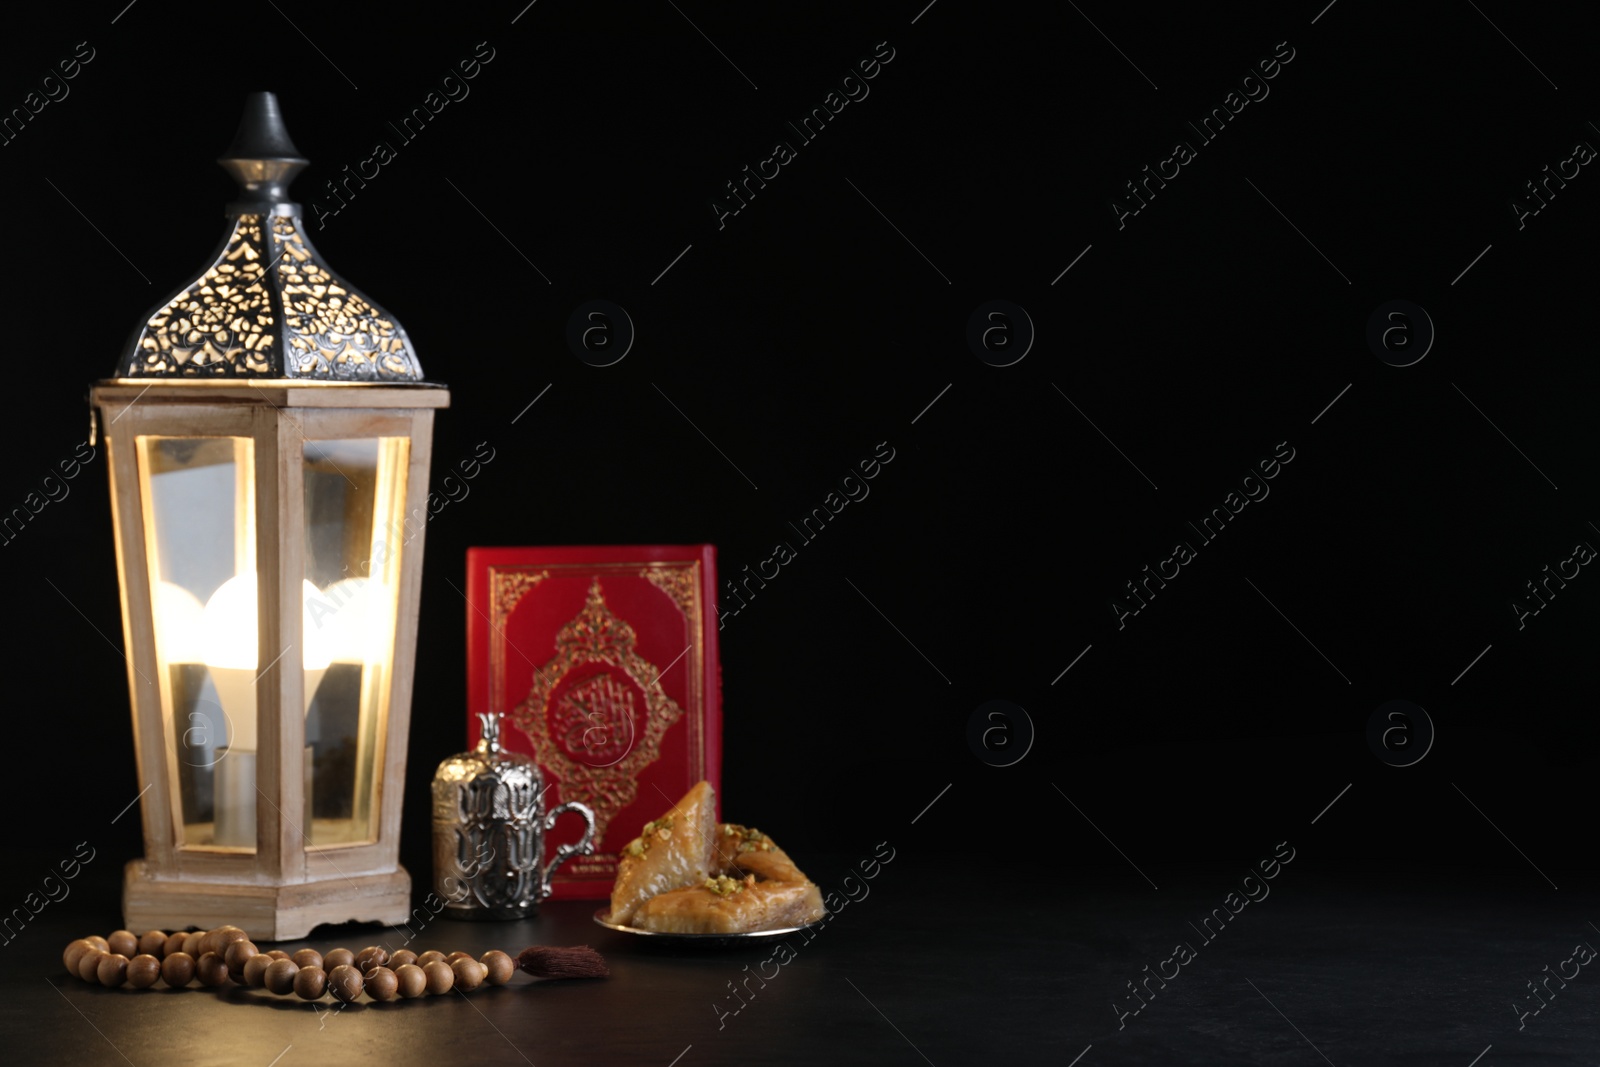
(117, 91, 424, 382)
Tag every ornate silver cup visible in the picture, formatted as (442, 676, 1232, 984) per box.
(432, 711, 597, 919)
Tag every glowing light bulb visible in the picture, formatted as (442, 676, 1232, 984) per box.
(154, 581, 206, 663)
(306, 576, 394, 664)
(200, 572, 333, 849)
(200, 573, 333, 672)
(199, 573, 331, 752)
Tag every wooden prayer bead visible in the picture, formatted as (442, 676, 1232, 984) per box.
(160, 952, 195, 988)
(224, 940, 258, 981)
(126, 954, 161, 989)
(263, 959, 299, 995)
(97, 953, 130, 988)
(78, 950, 107, 983)
(242, 953, 274, 989)
(451, 958, 487, 992)
(196, 952, 230, 987)
(393, 963, 427, 999)
(423, 960, 454, 995)
(363, 966, 399, 1002)
(63, 939, 95, 975)
(481, 950, 515, 985)
(293, 966, 327, 1001)
(327, 964, 363, 1003)
(198, 927, 239, 958)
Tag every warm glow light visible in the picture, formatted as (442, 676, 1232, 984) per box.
(200, 572, 333, 671)
(194, 573, 331, 754)
(307, 576, 394, 664)
(155, 581, 206, 663)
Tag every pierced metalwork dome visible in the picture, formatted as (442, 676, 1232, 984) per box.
(117, 92, 424, 381)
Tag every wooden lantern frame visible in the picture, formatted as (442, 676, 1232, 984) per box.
(92, 381, 447, 939)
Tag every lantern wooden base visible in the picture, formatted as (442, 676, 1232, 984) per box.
(123, 859, 412, 942)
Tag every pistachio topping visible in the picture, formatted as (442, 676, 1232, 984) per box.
(626, 816, 677, 857)
(703, 875, 747, 896)
(730, 825, 776, 854)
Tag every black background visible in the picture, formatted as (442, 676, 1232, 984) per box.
(2, 1, 1597, 1062)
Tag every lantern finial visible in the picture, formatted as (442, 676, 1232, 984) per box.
(218, 92, 308, 207)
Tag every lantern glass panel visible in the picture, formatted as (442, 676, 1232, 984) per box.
(302, 437, 409, 849)
(136, 435, 257, 853)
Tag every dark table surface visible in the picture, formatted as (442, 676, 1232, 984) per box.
(7, 858, 1598, 1066)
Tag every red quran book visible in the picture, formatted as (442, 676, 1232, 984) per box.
(465, 545, 722, 900)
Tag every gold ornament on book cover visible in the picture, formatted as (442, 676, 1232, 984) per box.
(510, 579, 683, 843)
